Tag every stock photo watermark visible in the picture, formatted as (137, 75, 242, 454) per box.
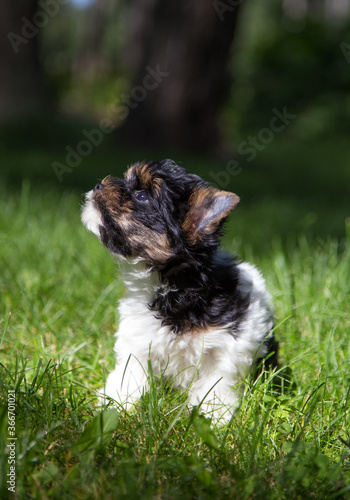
(209, 106, 297, 189)
(52, 119, 115, 183)
(109, 65, 170, 121)
(52, 64, 169, 182)
(7, 390, 17, 493)
(7, 0, 69, 55)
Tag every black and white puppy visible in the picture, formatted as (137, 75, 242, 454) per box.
(81, 159, 276, 423)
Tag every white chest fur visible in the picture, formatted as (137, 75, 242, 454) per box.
(102, 260, 273, 423)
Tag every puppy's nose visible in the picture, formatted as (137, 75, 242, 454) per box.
(93, 183, 105, 192)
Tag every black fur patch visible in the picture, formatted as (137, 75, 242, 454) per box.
(90, 159, 272, 342)
(150, 250, 251, 334)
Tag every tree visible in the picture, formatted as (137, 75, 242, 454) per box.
(72, 0, 121, 82)
(119, 0, 243, 152)
(0, 0, 50, 122)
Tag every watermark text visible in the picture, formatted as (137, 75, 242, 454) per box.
(52, 64, 169, 182)
(209, 106, 296, 188)
(7, 390, 16, 494)
(7, 0, 69, 54)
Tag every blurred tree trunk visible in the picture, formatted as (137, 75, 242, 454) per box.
(0, 0, 49, 122)
(307, 0, 323, 16)
(73, 0, 119, 81)
(119, 0, 242, 152)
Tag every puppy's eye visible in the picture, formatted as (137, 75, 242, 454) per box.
(134, 190, 149, 202)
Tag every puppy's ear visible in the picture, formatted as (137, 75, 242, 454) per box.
(183, 186, 240, 244)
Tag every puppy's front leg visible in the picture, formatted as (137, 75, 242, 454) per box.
(100, 355, 149, 410)
(189, 374, 241, 424)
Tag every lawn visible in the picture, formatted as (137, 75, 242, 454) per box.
(0, 119, 349, 498)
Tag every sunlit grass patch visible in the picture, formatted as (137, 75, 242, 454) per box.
(0, 182, 349, 498)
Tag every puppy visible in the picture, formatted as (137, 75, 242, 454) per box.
(81, 159, 276, 423)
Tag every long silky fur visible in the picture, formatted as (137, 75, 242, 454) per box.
(81, 159, 277, 424)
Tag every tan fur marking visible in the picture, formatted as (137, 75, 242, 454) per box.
(183, 186, 240, 245)
(129, 229, 173, 263)
(115, 213, 133, 232)
(102, 175, 113, 185)
(132, 162, 162, 195)
(124, 166, 135, 182)
(105, 190, 126, 212)
(124, 162, 164, 195)
(182, 187, 213, 244)
(137, 163, 153, 187)
(95, 181, 133, 218)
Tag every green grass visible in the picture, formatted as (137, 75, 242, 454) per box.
(2, 6, 349, 494)
(0, 179, 349, 499)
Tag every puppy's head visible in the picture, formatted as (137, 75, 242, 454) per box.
(81, 160, 240, 267)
